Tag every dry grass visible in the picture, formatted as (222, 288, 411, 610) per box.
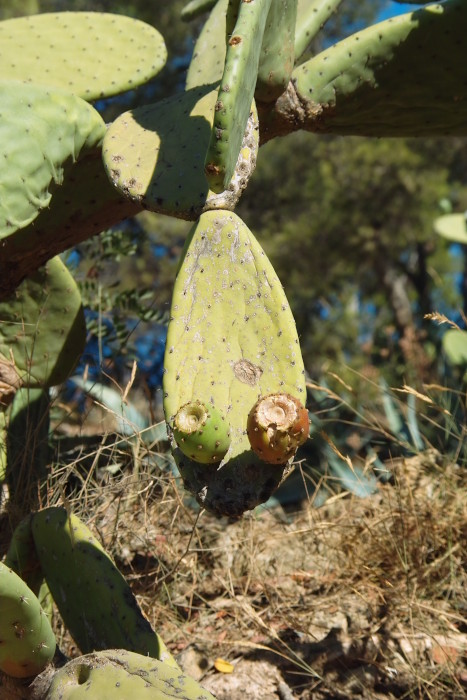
(1, 391, 466, 699)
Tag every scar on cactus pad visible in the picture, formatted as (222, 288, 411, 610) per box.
(172, 400, 231, 464)
(247, 393, 309, 464)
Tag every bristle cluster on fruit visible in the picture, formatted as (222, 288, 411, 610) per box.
(247, 393, 309, 464)
(173, 400, 231, 464)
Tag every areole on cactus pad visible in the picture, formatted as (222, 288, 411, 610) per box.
(163, 210, 306, 516)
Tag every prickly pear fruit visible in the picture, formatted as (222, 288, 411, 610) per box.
(172, 401, 231, 464)
(247, 393, 309, 464)
(44, 649, 217, 700)
(0, 561, 56, 679)
(31, 507, 179, 669)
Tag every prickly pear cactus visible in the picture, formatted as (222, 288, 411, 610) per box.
(292, 0, 467, 136)
(0, 561, 56, 679)
(31, 507, 178, 669)
(4, 514, 43, 595)
(163, 210, 306, 515)
(0, 257, 85, 388)
(0, 81, 105, 238)
(173, 401, 231, 464)
(44, 649, 217, 700)
(205, 0, 271, 192)
(102, 85, 258, 221)
(255, 0, 297, 103)
(0, 13, 167, 101)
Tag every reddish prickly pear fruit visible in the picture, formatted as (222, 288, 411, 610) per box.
(172, 400, 231, 464)
(247, 393, 309, 464)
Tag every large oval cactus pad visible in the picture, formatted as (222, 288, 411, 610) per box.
(0, 257, 85, 387)
(0, 81, 105, 239)
(31, 508, 178, 668)
(103, 85, 258, 220)
(0, 13, 166, 101)
(163, 210, 306, 515)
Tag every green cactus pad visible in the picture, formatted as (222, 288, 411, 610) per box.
(293, 0, 467, 136)
(163, 210, 306, 516)
(186, 0, 228, 90)
(4, 514, 43, 595)
(255, 0, 297, 103)
(434, 213, 467, 244)
(0, 257, 85, 387)
(31, 507, 178, 669)
(0, 81, 106, 239)
(173, 400, 231, 463)
(0, 13, 166, 101)
(44, 649, 216, 700)
(0, 561, 56, 679)
(103, 85, 258, 221)
(204, 0, 272, 192)
(294, 0, 343, 62)
(182, 0, 218, 22)
(1, 150, 140, 300)
(442, 329, 467, 367)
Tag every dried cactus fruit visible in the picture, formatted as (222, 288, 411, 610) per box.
(102, 85, 258, 220)
(172, 400, 231, 464)
(0, 13, 166, 101)
(44, 649, 217, 700)
(247, 393, 309, 464)
(0, 561, 56, 679)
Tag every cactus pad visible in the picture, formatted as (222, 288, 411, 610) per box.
(293, 0, 467, 136)
(255, 0, 297, 103)
(173, 400, 231, 463)
(163, 210, 306, 515)
(0, 257, 85, 387)
(4, 514, 43, 595)
(0, 13, 166, 101)
(31, 508, 178, 668)
(186, 0, 228, 90)
(294, 0, 343, 62)
(0, 81, 106, 239)
(0, 561, 56, 679)
(434, 213, 467, 244)
(44, 649, 216, 700)
(205, 0, 272, 192)
(103, 85, 258, 220)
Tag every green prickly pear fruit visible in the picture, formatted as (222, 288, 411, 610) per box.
(44, 649, 217, 699)
(247, 393, 309, 464)
(0, 561, 56, 679)
(172, 401, 231, 464)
